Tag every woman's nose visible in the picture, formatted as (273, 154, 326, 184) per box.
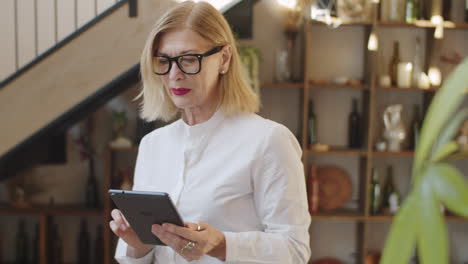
(168, 61, 184, 80)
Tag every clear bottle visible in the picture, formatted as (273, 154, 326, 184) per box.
(382, 165, 401, 214)
(405, 0, 417, 23)
(412, 37, 422, 87)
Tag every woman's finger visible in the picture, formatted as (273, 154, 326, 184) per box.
(162, 223, 199, 242)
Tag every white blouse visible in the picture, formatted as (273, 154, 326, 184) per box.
(115, 110, 311, 264)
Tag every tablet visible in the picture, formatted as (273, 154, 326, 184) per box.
(109, 189, 184, 245)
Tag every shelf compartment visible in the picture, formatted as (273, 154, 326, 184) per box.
(307, 146, 368, 156)
(262, 82, 303, 88)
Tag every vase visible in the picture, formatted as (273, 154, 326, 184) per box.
(383, 104, 406, 151)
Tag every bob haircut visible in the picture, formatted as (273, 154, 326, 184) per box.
(138, 1, 260, 122)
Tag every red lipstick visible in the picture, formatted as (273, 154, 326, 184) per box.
(171, 88, 191, 96)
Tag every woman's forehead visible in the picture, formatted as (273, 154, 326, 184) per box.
(157, 28, 211, 55)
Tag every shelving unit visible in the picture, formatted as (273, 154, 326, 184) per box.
(302, 13, 468, 263)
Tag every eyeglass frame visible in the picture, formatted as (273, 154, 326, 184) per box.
(152, 46, 224, 75)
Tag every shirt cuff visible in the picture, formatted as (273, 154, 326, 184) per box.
(223, 231, 239, 263)
(115, 249, 154, 264)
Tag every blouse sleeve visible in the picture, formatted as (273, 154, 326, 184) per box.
(114, 136, 156, 264)
(224, 124, 311, 264)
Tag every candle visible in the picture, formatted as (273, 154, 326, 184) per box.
(367, 31, 378, 51)
(397, 62, 413, 88)
(428, 67, 442, 86)
(418, 72, 430, 89)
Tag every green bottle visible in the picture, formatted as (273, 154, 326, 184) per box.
(369, 168, 381, 215)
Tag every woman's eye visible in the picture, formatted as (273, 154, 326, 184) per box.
(157, 58, 169, 64)
(181, 57, 197, 63)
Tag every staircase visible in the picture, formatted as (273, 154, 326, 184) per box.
(0, 0, 176, 179)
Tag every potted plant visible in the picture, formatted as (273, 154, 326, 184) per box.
(381, 58, 468, 264)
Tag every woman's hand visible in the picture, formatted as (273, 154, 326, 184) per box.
(151, 221, 226, 262)
(109, 209, 153, 257)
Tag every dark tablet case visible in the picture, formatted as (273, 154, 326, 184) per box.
(109, 189, 184, 245)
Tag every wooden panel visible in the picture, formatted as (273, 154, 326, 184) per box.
(37, 0, 55, 54)
(0, 0, 16, 80)
(17, 0, 36, 68)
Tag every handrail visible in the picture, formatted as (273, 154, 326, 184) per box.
(0, 0, 137, 89)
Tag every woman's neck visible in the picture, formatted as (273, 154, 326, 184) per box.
(182, 99, 220, 126)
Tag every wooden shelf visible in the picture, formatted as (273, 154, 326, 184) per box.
(376, 85, 438, 93)
(309, 81, 369, 90)
(310, 19, 468, 30)
(379, 20, 468, 30)
(373, 151, 414, 157)
(0, 205, 104, 216)
(307, 147, 367, 156)
(262, 82, 303, 88)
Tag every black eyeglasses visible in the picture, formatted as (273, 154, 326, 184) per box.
(152, 46, 223, 75)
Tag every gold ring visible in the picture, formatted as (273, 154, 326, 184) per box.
(181, 241, 196, 252)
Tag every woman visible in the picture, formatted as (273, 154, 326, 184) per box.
(110, 1, 311, 263)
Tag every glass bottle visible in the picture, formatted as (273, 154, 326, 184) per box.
(32, 223, 39, 264)
(53, 224, 63, 264)
(405, 0, 417, 23)
(409, 105, 422, 151)
(348, 98, 362, 149)
(389, 41, 401, 86)
(308, 165, 319, 214)
(15, 219, 28, 264)
(382, 165, 401, 215)
(78, 219, 90, 264)
(465, 0, 468, 22)
(308, 100, 318, 147)
(86, 157, 99, 208)
(412, 37, 422, 87)
(369, 168, 381, 215)
(95, 225, 104, 264)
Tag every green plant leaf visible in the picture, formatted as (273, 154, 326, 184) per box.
(417, 178, 448, 264)
(430, 164, 468, 218)
(413, 58, 468, 179)
(432, 108, 468, 156)
(380, 194, 418, 264)
(431, 141, 459, 162)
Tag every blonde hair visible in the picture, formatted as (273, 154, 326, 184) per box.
(138, 1, 260, 122)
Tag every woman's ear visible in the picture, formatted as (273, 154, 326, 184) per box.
(220, 45, 232, 73)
